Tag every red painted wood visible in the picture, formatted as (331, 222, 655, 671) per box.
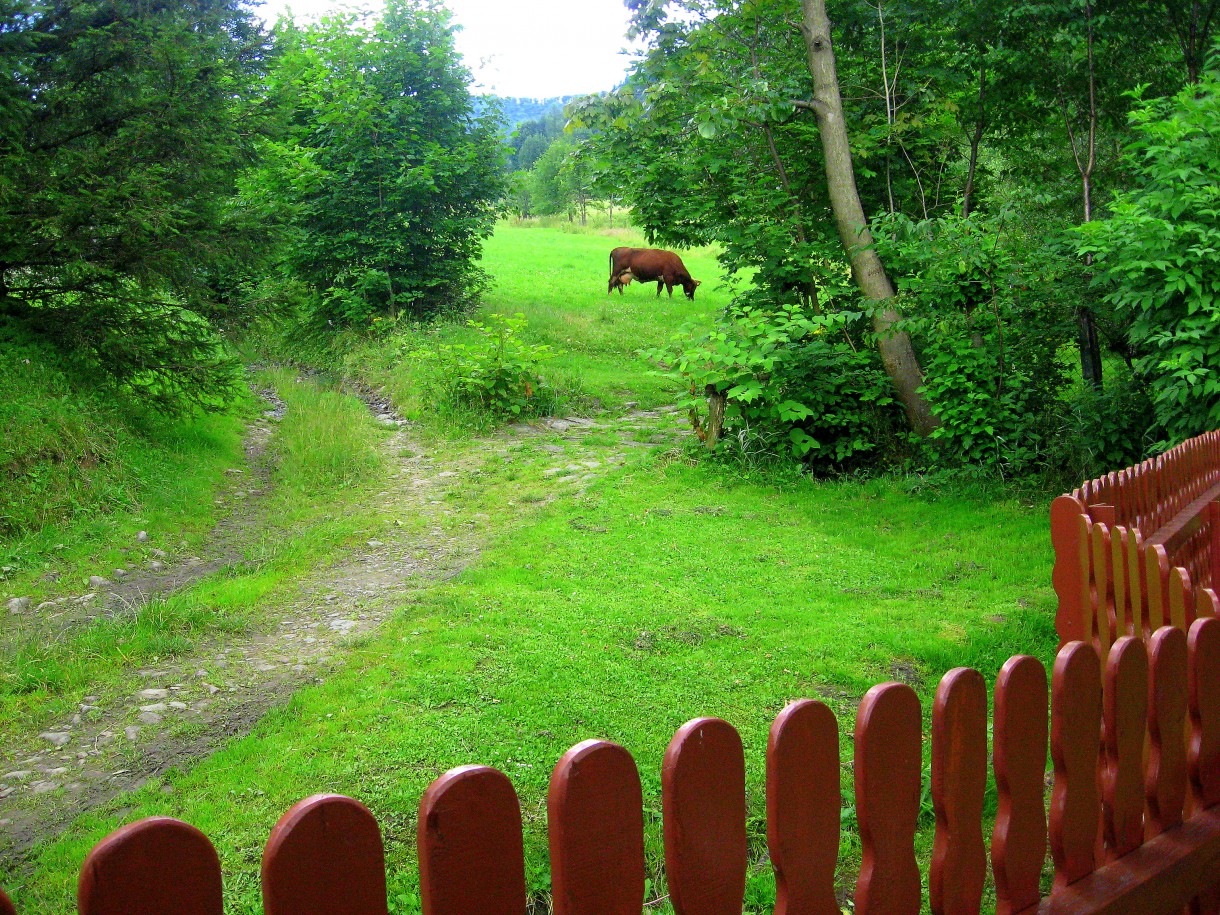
(1210, 501, 1220, 592)
(1112, 527, 1132, 638)
(1170, 567, 1193, 630)
(1051, 641, 1103, 890)
(548, 740, 645, 915)
(0, 887, 14, 915)
(766, 699, 840, 915)
(1036, 807, 1220, 914)
(262, 794, 387, 915)
(77, 818, 222, 915)
(1147, 627, 1189, 838)
(662, 717, 747, 915)
(854, 682, 922, 915)
(1188, 618, 1220, 810)
(1102, 637, 1148, 862)
(993, 655, 1049, 915)
(1093, 523, 1114, 649)
(1053, 495, 1091, 645)
(1198, 588, 1219, 621)
(1147, 545, 1171, 633)
(1127, 529, 1147, 638)
(418, 765, 526, 915)
(930, 667, 987, 915)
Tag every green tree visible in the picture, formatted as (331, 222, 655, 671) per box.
(249, 2, 505, 326)
(1076, 60, 1220, 445)
(0, 0, 265, 409)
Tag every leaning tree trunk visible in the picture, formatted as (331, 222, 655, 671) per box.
(799, 0, 939, 437)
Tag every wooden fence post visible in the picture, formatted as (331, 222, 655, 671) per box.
(992, 656, 1048, 915)
(547, 740, 645, 915)
(0, 887, 13, 915)
(767, 700, 840, 915)
(418, 766, 526, 915)
(662, 717, 747, 915)
(1146, 626, 1189, 838)
(262, 794, 387, 915)
(1052, 495, 1090, 645)
(77, 818, 223, 915)
(854, 682, 922, 915)
(1050, 641, 1103, 891)
(930, 668, 987, 915)
(1102, 637, 1148, 861)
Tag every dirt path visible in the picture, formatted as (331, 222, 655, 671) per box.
(0, 384, 688, 861)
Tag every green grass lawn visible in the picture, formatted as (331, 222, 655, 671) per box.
(3, 224, 1061, 913)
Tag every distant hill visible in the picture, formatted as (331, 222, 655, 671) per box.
(474, 95, 580, 134)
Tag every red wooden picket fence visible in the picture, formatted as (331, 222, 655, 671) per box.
(4, 621, 1220, 915)
(1051, 430, 1220, 649)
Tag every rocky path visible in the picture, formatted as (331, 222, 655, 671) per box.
(0, 387, 688, 860)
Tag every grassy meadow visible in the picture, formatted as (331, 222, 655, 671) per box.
(2, 223, 1062, 913)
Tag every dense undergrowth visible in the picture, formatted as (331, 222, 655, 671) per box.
(0, 319, 247, 578)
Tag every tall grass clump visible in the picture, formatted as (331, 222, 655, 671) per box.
(264, 368, 384, 493)
(1, 318, 245, 572)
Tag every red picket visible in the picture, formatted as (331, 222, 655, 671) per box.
(1146, 626, 1189, 838)
(1171, 567, 1194, 630)
(0, 887, 13, 915)
(1092, 523, 1114, 649)
(548, 740, 645, 915)
(1112, 526, 1131, 638)
(77, 817, 222, 915)
(854, 682, 922, 915)
(1050, 641, 1103, 891)
(662, 717, 747, 915)
(1102, 637, 1148, 861)
(1188, 618, 1220, 810)
(992, 655, 1049, 915)
(417, 765, 526, 915)
(930, 667, 987, 915)
(766, 699, 841, 915)
(262, 794, 387, 915)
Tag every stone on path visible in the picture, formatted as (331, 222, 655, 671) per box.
(136, 531, 150, 542)
(39, 732, 71, 748)
(88, 576, 109, 589)
(138, 712, 163, 724)
(148, 560, 164, 571)
(124, 726, 141, 741)
(7, 597, 30, 614)
(139, 689, 169, 699)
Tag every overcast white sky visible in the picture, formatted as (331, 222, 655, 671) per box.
(254, 0, 640, 98)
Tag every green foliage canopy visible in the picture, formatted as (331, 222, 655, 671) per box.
(247, 2, 506, 327)
(1077, 60, 1220, 446)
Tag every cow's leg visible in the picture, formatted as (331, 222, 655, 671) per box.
(655, 280, 663, 297)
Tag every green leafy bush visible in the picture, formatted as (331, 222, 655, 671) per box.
(1076, 63, 1220, 446)
(642, 302, 899, 467)
(423, 313, 557, 418)
(873, 211, 1075, 474)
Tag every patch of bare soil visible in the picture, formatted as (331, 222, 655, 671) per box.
(0, 392, 689, 862)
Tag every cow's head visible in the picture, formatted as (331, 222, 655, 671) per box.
(682, 278, 702, 300)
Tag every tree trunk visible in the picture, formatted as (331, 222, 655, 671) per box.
(799, 0, 939, 437)
(961, 60, 986, 218)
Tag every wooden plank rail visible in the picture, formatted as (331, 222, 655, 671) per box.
(1051, 430, 1220, 648)
(5, 622, 1220, 915)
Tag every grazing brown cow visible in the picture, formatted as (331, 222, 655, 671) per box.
(608, 247, 701, 299)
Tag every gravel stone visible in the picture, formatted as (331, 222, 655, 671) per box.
(7, 597, 30, 614)
(39, 732, 71, 747)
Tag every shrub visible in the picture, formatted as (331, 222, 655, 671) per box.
(642, 302, 899, 467)
(873, 211, 1075, 474)
(421, 313, 557, 419)
(1075, 63, 1220, 447)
